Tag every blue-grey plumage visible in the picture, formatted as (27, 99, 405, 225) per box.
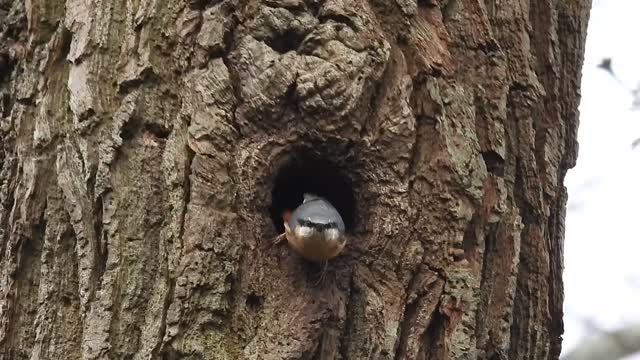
(287, 193, 345, 233)
(281, 193, 346, 262)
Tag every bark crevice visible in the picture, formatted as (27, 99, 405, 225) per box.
(0, 0, 590, 358)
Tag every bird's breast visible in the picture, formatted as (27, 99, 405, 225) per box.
(285, 225, 345, 262)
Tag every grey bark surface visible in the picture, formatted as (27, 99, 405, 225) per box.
(0, 0, 591, 359)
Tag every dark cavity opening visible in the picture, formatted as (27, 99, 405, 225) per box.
(245, 292, 264, 311)
(265, 29, 305, 54)
(269, 154, 356, 234)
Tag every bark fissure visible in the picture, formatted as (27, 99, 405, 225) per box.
(0, 0, 590, 358)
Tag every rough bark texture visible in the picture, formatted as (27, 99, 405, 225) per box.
(0, 0, 591, 359)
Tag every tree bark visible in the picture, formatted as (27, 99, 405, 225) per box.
(0, 0, 591, 359)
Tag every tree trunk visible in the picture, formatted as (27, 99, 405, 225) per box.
(0, 0, 591, 359)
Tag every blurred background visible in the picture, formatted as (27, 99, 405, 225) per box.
(561, 0, 640, 359)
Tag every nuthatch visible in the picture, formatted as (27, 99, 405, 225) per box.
(274, 193, 346, 263)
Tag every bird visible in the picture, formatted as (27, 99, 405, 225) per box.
(273, 193, 346, 282)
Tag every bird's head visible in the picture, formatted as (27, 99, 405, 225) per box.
(280, 194, 346, 262)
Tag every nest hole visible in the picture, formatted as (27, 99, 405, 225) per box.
(269, 154, 356, 234)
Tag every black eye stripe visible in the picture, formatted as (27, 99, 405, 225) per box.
(298, 220, 337, 231)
